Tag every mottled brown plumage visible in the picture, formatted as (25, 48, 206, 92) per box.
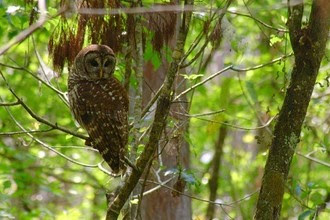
(68, 45, 128, 173)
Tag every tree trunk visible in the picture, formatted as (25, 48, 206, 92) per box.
(254, 0, 330, 219)
(206, 125, 227, 219)
(140, 27, 192, 220)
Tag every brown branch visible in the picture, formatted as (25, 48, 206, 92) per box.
(3, 104, 99, 168)
(287, 0, 304, 53)
(0, 128, 54, 136)
(0, 101, 20, 106)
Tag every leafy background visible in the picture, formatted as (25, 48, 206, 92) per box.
(0, 0, 329, 219)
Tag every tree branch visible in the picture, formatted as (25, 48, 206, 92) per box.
(0, 71, 88, 140)
(3, 103, 99, 168)
(0, 101, 20, 106)
(287, 0, 304, 53)
(0, 6, 67, 56)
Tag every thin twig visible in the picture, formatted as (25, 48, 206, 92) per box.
(296, 151, 330, 168)
(174, 65, 233, 101)
(0, 101, 20, 106)
(144, 179, 231, 207)
(230, 53, 293, 72)
(0, 71, 87, 140)
(140, 84, 164, 120)
(0, 61, 68, 104)
(227, 10, 288, 33)
(132, 177, 175, 199)
(173, 109, 225, 117)
(32, 36, 69, 107)
(227, 190, 259, 206)
(98, 161, 121, 177)
(179, 13, 218, 68)
(180, 1, 231, 69)
(2, 103, 100, 168)
(174, 53, 293, 101)
(0, 7, 67, 56)
(196, 115, 277, 130)
(51, 145, 98, 152)
(0, 128, 54, 136)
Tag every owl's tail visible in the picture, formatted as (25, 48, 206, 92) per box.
(100, 147, 121, 173)
(98, 145, 129, 175)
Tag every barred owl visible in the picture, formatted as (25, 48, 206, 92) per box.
(68, 44, 129, 173)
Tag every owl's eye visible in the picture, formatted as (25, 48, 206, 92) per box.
(104, 60, 111, 67)
(90, 60, 99, 67)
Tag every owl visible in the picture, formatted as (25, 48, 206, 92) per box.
(68, 44, 129, 173)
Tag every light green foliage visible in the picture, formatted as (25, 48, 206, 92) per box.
(0, 0, 329, 219)
(144, 41, 161, 70)
(269, 34, 283, 46)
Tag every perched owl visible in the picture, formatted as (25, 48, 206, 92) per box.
(68, 45, 129, 173)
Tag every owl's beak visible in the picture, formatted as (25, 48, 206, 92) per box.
(99, 68, 104, 78)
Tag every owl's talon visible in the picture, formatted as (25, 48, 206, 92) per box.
(84, 137, 92, 146)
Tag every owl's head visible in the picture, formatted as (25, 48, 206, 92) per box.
(74, 45, 116, 80)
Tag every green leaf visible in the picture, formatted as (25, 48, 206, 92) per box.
(65, 134, 73, 140)
(310, 191, 323, 205)
(130, 199, 139, 204)
(139, 127, 148, 133)
(137, 144, 145, 154)
(151, 55, 161, 70)
(10, 15, 22, 29)
(3, 180, 11, 190)
(181, 74, 203, 80)
(144, 42, 161, 70)
(245, 80, 258, 103)
(219, 78, 232, 109)
(298, 210, 313, 220)
(270, 34, 283, 46)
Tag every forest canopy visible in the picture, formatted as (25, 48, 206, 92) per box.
(0, 0, 329, 219)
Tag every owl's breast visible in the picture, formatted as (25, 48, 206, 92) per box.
(67, 78, 128, 128)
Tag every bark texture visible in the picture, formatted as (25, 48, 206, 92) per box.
(254, 0, 330, 219)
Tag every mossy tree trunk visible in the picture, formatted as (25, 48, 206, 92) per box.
(254, 0, 330, 219)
